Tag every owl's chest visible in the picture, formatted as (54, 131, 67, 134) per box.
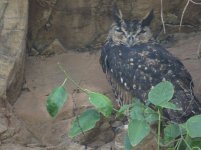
(107, 44, 168, 72)
(103, 43, 177, 96)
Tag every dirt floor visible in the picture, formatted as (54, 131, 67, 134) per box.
(8, 33, 201, 149)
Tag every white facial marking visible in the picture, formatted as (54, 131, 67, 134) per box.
(133, 84, 136, 89)
(130, 63, 134, 65)
(138, 65, 141, 68)
(145, 67, 148, 70)
(119, 53, 122, 56)
(130, 58, 134, 62)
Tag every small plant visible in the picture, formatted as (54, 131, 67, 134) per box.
(46, 63, 201, 150)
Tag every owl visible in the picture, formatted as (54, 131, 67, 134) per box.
(100, 5, 201, 123)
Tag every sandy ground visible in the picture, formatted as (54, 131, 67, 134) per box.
(12, 33, 201, 149)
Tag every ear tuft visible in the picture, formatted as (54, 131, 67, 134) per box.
(112, 3, 123, 26)
(141, 9, 154, 27)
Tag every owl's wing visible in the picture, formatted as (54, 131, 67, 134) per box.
(100, 42, 193, 101)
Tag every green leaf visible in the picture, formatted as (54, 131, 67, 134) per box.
(159, 102, 182, 110)
(144, 107, 158, 124)
(161, 123, 181, 147)
(189, 137, 201, 149)
(164, 123, 181, 139)
(46, 86, 68, 117)
(130, 100, 158, 124)
(148, 81, 174, 106)
(88, 92, 113, 117)
(186, 114, 201, 138)
(68, 109, 100, 138)
(178, 136, 201, 150)
(124, 133, 133, 150)
(130, 101, 145, 121)
(128, 119, 150, 146)
(116, 104, 130, 118)
(179, 123, 187, 135)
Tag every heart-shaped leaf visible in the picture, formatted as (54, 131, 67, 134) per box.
(186, 114, 201, 138)
(148, 81, 174, 106)
(128, 119, 150, 146)
(130, 100, 145, 120)
(68, 109, 100, 138)
(88, 91, 113, 117)
(144, 107, 158, 124)
(164, 123, 181, 139)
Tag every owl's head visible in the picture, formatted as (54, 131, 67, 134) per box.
(107, 5, 154, 47)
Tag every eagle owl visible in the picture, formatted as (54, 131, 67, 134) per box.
(100, 5, 201, 123)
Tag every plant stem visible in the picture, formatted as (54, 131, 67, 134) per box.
(61, 78, 68, 87)
(58, 63, 87, 93)
(183, 137, 192, 150)
(176, 138, 182, 150)
(157, 109, 161, 150)
(179, 128, 192, 150)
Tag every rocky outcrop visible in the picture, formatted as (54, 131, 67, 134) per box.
(28, 0, 201, 54)
(0, 0, 28, 104)
(0, 1, 35, 149)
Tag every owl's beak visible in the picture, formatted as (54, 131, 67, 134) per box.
(128, 36, 134, 46)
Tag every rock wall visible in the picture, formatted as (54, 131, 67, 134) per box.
(0, 0, 28, 104)
(28, 0, 201, 54)
(0, 1, 37, 149)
